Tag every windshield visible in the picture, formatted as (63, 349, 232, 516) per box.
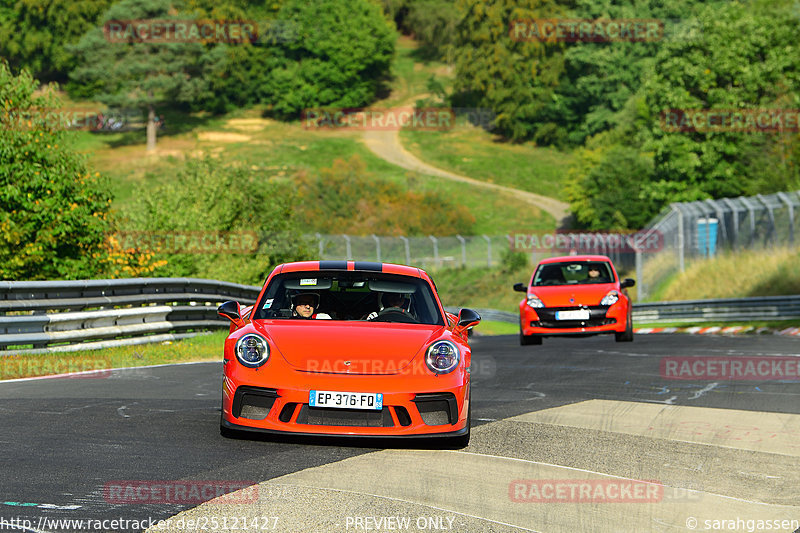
(532, 261, 615, 286)
(253, 271, 444, 325)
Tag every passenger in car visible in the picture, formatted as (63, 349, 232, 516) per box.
(291, 292, 332, 319)
(587, 265, 609, 282)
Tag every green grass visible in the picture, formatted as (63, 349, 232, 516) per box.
(379, 36, 454, 107)
(400, 128, 573, 201)
(473, 320, 518, 336)
(433, 264, 531, 314)
(0, 331, 226, 380)
(651, 246, 800, 301)
(635, 319, 800, 330)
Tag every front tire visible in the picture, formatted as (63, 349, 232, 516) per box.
(615, 315, 634, 342)
(520, 328, 542, 345)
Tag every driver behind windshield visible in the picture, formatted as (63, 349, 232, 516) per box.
(366, 292, 409, 320)
(291, 292, 331, 319)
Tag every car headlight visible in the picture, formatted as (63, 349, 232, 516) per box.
(234, 334, 270, 368)
(600, 291, 619, 306)
(526, 295, 545, 308)
(425, 340, 460, 374)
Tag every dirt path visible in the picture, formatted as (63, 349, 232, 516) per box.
(360, 114, 571, 228)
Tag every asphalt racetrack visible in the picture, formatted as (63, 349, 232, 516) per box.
(1, 333, 799, 532)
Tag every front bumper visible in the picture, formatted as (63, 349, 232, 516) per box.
(222, 370, 469, 437)
(520, 304, 629, 336)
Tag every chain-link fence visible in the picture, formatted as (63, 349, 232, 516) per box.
(313, 234, 505, 269)
(312, 233, 642, 274)
(638, 191, 800, 300)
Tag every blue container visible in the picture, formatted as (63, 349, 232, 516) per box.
(697, 218, 718, 257)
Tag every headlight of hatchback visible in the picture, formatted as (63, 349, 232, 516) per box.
(600, 291, 619, 306)
(235, 334, 270, 368)
(425, 340, 460, 374)
(526, 295, 545, 308)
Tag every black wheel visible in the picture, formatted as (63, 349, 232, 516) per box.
(520, 328, 542, 345)
(615, 315, 634, 342)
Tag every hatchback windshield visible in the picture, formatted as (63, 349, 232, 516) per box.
(253, 272, 444, 325)
(532, 261, 614, 286)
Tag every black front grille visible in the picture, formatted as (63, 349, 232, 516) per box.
(534, 318, 616, 328)
(279, 403, 298, 423)
(394, 406, 412, 426)
(296, 405, 394, 427)
(232, 386, 278, 419)
(533, 306, 612, 329)
(412, 393, 458, 425)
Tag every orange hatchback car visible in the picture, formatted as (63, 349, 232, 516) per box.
(513, 255, 635, 345)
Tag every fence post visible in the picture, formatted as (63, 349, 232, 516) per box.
(482, 235, 491, 267)
(429, 235, 439, 268)
(673, 205, 685, 272)
(315, 233, 323, 259)
(456, 235, 466, 266)
(400, 236, 410, 265)
(778, 192, 795, 245)
(371, 234, 381, 262)
(635, 249, 644, 301)
(343, 234, 352, 260)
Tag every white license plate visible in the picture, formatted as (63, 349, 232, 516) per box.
(555, 310, 590, 320)
(309, 390, 383, 410)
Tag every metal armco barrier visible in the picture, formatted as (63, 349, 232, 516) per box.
(2, 277, 797, 354)
(632, 295, 800, 323)
(0, 278, 261, 354)
(453, 296, 800, 326)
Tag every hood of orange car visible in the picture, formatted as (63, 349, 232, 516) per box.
(254, 321, 444, 374)
(530, 283, 617, 307)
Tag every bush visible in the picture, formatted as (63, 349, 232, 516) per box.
(295, 155, 476, 236)
(117, 157, 311, 284)
(260, 0, 396, 118)
(0, 62, 112, 280)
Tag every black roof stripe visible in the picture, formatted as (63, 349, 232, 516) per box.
(318, 261, 348, 270)
(353, 262, 383, 272)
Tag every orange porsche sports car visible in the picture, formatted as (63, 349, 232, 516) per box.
(513, 255, 635, 346)
(217, 261, 480, 445)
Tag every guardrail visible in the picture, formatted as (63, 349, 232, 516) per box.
(457, 296, 800, 326)
(0, 278, 261, 354)
(3, 277, 798, 354)
(632, 295, 800, 323)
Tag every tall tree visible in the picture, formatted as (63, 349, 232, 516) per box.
(0, 0, 114, 83)
(643, 1, 800, 200)
(449, 0, 566, 142)
(69, 0, 213, 151)
(259, 0, 396, 118)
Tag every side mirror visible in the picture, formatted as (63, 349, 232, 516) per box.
(218, 300, 245, 329)
(513, 282, 527, 292)
(457, 308, 481, 328)
(620, 278, 636, 289)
